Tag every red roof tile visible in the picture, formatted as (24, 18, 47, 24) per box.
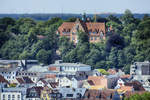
(16, 78, 25, 84)
(0, 74, 9, 84)
(88, 76, 107, 86)
(57, 20, 105, 36)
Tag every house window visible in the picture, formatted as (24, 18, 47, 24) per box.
(66, 94, 73, 97)
(75, 25, 79, 31)
(12, 95, 15, 98)
(100, 32, 104, 39)
(95, 37, 97, 40)
(3, 94, 5, 98)
(72, 37, 75, 40)
(93, 32, 96, 34)
(8, 95, 11, 98)
(18, 95, 20, 98)
(91, 37, 93, 40)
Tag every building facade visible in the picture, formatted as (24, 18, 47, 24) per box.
(49, 60, 92, 74)
(57, 18, 106, 44)
(0, 92, 21, 100)
(130, 61, 150, 91)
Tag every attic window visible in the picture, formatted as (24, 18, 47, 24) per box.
(95, 29, 99, 33)
(76, 24, 79, 31)
(100, 32, 104, 39)
(67, 94, 73, 97)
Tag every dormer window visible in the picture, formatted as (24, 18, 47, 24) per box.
(76, 24, 79, 31)
(93, 32, 96, 34)
(63, 29, 70, 34)
(95, 29, 99, 33)
(100, 32, 104, 39)
(89, 29, 92, 34)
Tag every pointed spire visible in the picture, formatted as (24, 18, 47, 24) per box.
(94, 14, 97, 22)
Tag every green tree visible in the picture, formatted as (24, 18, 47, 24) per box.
(16, 18, 36, 34)
(107, 47, 118, 68)
(36, 49, 52, 64)
(125, 92, 150, 100)
(133, 18, 150, 61)
(120, 9, 135, 25)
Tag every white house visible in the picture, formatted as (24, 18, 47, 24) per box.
(0, 92, 21, 100)
(59, 76, 83, 88)
(2, 87, 27, 100)
(49, 60, 92, 74)
(0, 67, 19, 83)
(59, 77, 72, 88)
(115, 78, 125, 89)
(16, 71, 39, 83)
(58, 88, 86, 99)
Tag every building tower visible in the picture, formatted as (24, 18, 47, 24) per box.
(82, 12, 87, 22)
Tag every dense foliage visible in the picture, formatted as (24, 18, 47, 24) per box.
(124, 92, 150, 100)
(0, 10, 150, 73)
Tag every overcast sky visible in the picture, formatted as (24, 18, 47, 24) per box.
(0, 0, 150, 14)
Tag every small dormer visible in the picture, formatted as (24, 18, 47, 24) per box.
(55, 60, 63, 64)
(100, 31, 104, 39)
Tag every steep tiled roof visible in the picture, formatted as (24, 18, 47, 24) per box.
(49, 82, 59, 88)
(39, 78, 48, 85)
(87, 80, 94, 85)
(16, 78, 25, 84)
(58, 20, 105, 35)
(23, 77, 34, 84)
(86, 22, 105, 33)
(88, 76, 106, 85)
(58, 22, 74, 35)
(0, 74, 9, 84)
(125, 80, 145, 91)
(82, 89, 114, 100)
(26, 86, 43, 98)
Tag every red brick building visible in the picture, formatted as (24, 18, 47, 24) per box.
(57, 18, 106, 44)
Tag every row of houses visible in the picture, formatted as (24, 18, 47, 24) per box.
(0, 60, 148, 100)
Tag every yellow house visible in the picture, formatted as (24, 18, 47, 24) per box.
(40, 87, 52, 100)
(90, 85, 105, 90)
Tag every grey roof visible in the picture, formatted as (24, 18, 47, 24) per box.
(27, 65, 49, 72)
(0, 67, 19, 72)
(49, 63, 91, 67)
(106, 75, 119, 79)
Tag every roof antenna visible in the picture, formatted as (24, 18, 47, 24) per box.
(94, 9, 98, 22)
